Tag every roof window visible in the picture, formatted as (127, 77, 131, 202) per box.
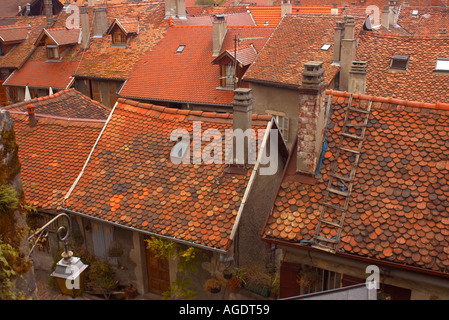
(176, 45, 185, 53)
(435, 58, 449, 72)
(389, 55, 410, 71)
(321, 43, 331, 51)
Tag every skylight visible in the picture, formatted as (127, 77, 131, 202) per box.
(321, 43, 331, 51)
(175, 45, 185, 53)
(435, 58, 449, 72)
(389, 55, 410, 71)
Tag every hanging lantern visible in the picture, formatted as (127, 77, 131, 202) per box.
(51, 250, 88, 297)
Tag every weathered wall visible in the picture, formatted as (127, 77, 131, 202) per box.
(0, 109, 36, 297)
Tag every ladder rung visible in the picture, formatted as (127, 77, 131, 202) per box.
(348, 107, 370, 114)
(345, 123, 367, 127)
(323, 202, 347, 211)
(327, 187, 349, 197)
(330, 173, 352, 182)
(311, 244, 336, 253)
(320, 219, 342, 228)
(339, 147, 360, 154)
(341, 132, 364, 140)
(314, 236, 339, 244)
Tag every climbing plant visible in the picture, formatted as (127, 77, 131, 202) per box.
(145, 237, 204, 300)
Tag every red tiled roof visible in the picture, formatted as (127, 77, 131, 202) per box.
(0, 15, 46, 69)
(356, 31, 449, 104)
(10, 113, 105, 211)
(4, 88, 111, 119)
(244, 14, 365, 88)
(0, 24, 29, 42)
(172, 12, 255, 26)
(4, 61, 79, 89)
(63, 98, 271, 251)
(107, 18, 140, 35)
(35, 27, 81, 46)
(262, 91, 449, 275)
(120, 25, 274, 106)
(398, 6, 449, 35)
(247, 6, 335, 27)
(73, 2, 168, 80)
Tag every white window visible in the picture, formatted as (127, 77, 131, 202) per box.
(265, 110, 289, 142)
(175, 45, 185, 53)
(219, 63, 234, 89)
(321, 43, 331, 51)
(435, 58, 449, 72)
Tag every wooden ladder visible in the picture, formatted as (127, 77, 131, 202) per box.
(312, 94, 372, 253)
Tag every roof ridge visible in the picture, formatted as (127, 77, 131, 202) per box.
(9, 111, 107, 124)
(117, 98, 272, 122)
(360, 31, 449, 40)
(326, 89, 449, 112)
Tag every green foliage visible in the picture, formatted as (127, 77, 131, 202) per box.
(0, 184, 19, 215)
(0, 240, 28, 300)
(145, 238, 204, 300)
(88, 260, 117, 290)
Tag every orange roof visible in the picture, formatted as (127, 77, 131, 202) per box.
(120, 25, 274, 107)
(10, 112, 105, 211)
(63, 98, 271, 251)
(263, 91, 449, 275)
(247, 6, 335, 27)
(356, 31, 449, 103)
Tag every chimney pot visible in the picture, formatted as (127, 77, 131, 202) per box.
(93, 6, 108, 38)
(27, 104, 37, 127)
(348, 61, 367, 94)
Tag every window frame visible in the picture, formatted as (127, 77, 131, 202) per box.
(46, 45, 59, 60)
(389, 54, 410, 71)
(434, 58, 449, 72)
(112, 31, 127, 45)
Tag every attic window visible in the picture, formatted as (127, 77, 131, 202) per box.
(411, 10, 418, 17)
(435, 58, 449, 72)
(176, 45, 185, 53)
(321, 43, 331, 50)
(389, 55, 410, 71)
(113, 32, 126, 45)
(46, 45, 59, 60)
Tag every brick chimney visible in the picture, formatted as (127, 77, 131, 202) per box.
(297, 61, 327, 175)
(44, 0, 53, 28)
(27, 104, 37, 127)
(232, 88, 253, 165)
(93, 6, 108, 38)
(212, 15, 227, 57)
(348, 61, 367, 94)
(339, 16, 356, 91)
(332, 21, 344, 64)
(80, 6, 90, 49)
(381, 4, 390, 29)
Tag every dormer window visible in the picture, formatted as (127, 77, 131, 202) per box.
(220, 63, 235, 89)
(113, 31, 126, 45)
(107, 18, 139, 47)
(47, 45, 59, 60)
(389, 55, 410, 71)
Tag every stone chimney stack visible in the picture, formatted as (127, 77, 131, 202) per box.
(389, 0, 398, 25)
(281, 1, 292, 17)
(27, 104, 37, 127)
(80, 6, 90, 49)
(88, 0, 95, 6)
(212, 15, 227, 57)
(297, 62, 327, 175)
(232, 88, 253, 165)
(381, 4, 390, 29)
(166, 0, 186, 19)
(339, 16, 357, 91)
(348, 61, 367, 94)
(332, 21, 344, 64)
(44, 0, 53, 28)
(93, 6, 108, 38)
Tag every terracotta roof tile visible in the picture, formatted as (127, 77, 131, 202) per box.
(10, 113, 105, 211)
(356, 31, 449, 103)
(73, 2, 168, 80)
(4, 88, 111, 119)
(248, 6, 335, 27)
(244, 14, 365, 87)
(263, 91, 449, 275)
(64, 98, 270, 251)
(120, 25, 274, 106)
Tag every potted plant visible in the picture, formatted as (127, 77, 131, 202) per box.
(204, 278, 221, 294)
(226, 276, 242, 293)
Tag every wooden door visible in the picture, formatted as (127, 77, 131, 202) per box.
(145, 245, 170, 295)
(0, 80, 8, 105)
